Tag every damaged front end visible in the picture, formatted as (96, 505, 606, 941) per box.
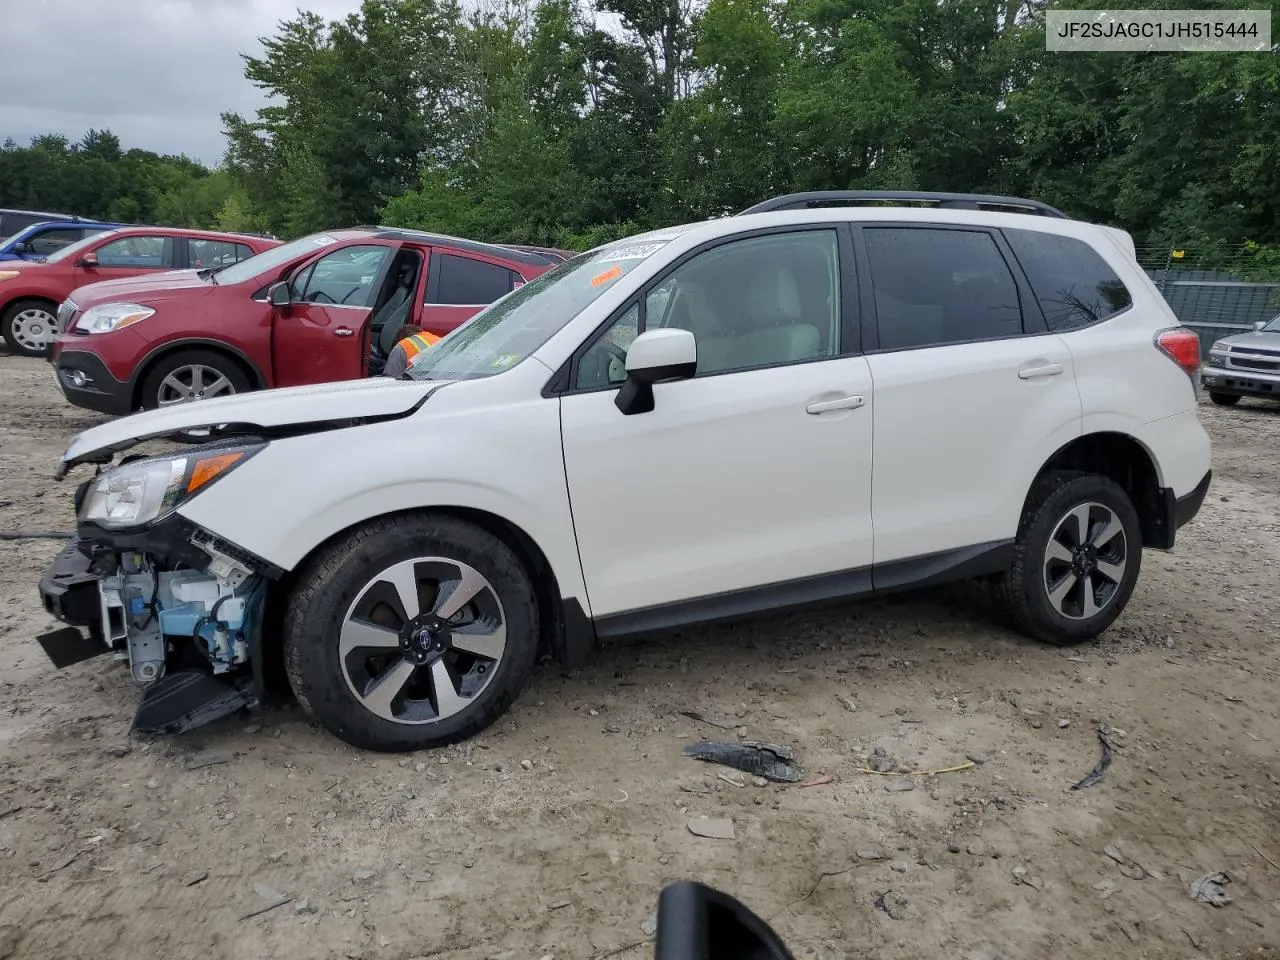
(37, 439, 279, 736)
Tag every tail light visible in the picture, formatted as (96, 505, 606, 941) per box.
(1155, 327, 1202, 381)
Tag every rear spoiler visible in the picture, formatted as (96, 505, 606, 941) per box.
(1100, 225, 1137, 263)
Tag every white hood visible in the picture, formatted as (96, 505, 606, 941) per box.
(58, 377, 450, 476)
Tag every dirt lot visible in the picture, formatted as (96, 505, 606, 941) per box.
(1, 351, 1278, 960)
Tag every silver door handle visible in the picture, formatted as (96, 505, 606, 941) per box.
(334, 327, 355, 338)
(806, 395, 865, 414)
(1018, 362, 1063, 379)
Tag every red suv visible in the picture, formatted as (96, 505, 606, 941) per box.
(1, 227, 279, 357)
(48, 228, 566, 416)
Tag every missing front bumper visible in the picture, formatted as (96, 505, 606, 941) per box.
(36, 532, 267, 736)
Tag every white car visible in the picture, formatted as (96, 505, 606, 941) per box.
(37, 192, 1213, 751)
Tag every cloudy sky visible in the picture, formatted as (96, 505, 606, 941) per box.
(0, 0, 360, 166)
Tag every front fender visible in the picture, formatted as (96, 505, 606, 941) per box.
(175, 395, 591, 616)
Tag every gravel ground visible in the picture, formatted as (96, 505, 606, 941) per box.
(1, 351, 1279, 960)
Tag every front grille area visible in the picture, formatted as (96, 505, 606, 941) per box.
(1232, 357, 1280, 372)
(56, 299, 77, 333)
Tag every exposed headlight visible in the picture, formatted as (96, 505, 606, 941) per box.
(74, 302, 155, 334)
(1210, 340, 1229, 353)
(79, 444, 264, 529)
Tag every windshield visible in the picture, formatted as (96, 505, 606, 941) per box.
(1, 222, 46, 249)
(1262, 313, 1280, 333)
(404, 237, 677, 381)
(213, 232, 344, 286)
(45, 230, 116, 263)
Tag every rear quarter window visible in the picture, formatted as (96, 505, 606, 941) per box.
(1004, 228, 1133, 332)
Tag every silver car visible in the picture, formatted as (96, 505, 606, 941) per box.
(1203, 313, 1280, 406)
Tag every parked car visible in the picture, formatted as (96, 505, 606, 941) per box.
(37, 190, 1211, 752)
(0, 218, 125, 262)
(0, 226, 278, 357)
(500, 243, 577, 263)
(0, 207, 79, 241)
(1202, 312, 1280, 405)
(48, 227, 564, 415)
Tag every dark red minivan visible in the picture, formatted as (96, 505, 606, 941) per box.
(48, 227, 567, 416)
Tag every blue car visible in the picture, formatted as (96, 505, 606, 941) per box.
(0, 217, 125, 262)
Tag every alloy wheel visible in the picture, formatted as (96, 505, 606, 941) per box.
(10, 307, 55, 352)
(156, 364, 236, 406)
(339, 557, 508, 724)
(1042, 501, 1128, 621)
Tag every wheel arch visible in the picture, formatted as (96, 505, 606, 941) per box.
(130, 339, 266, 408)
(1, 294, 59, 315)
(263, 505, 591, 669)
(1025, 431, 1167, 548)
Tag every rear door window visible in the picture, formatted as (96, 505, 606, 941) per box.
(95, 235, 170, 267)
(1004, 228, 1133, 331)
(188, 239, 255, 269)
(432, 253, 516, 305)
(864, 227, 1024, 351)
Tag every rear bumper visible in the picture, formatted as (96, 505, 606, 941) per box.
(52, 348, 133, 416)
(1152, 469, 1211, 550)
(1202, 365, 1280, 399)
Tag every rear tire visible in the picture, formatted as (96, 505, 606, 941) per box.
(994, 471, 1142, 646)
(1209, 392, 1240, 407)
(284, 514, 539, 752)
(1, 299, 58, 357)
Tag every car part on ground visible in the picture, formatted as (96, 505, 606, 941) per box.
(35, 191, 1214, 751)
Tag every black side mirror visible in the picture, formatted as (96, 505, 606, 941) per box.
(614, 328, 697, 416)
(267, 281, 291, 307)
(11, 241, 26, 255)
(655, 882, 796, 960)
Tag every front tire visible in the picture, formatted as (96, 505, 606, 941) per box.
(284, 514, 539, 751)
(1209, 392, 1240, 407)
(138, 348, 251, 411)
(1, 299, 57, 357)
(994, 471, 1142, 646)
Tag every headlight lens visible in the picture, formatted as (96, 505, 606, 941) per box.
(79, 444, 263, 529)
(74, 302, 155, 334)
(0, 271, 19, 282)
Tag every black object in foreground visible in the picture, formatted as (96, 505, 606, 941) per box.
(0, 530, 75, 540)
(656, 882, 796, 960)
(1070, 722, 1116, 790)
(36, 625, 105, 669)
(683, 741, 802, 782)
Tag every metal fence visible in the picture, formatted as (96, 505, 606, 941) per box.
(1136, 246, 1280, 358)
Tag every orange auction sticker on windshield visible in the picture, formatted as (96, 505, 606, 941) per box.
(591, 265, 623, 287)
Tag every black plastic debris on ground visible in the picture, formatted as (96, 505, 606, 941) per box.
(683, 741, 802, 782)
(1070, 723, 1116, 790)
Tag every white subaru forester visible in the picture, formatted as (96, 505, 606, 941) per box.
(37, 192, 1212, 751)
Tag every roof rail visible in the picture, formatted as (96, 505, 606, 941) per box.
(737, 191, 1070, 219)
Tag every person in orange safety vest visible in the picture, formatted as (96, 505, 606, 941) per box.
(382, 323, 441, 378)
